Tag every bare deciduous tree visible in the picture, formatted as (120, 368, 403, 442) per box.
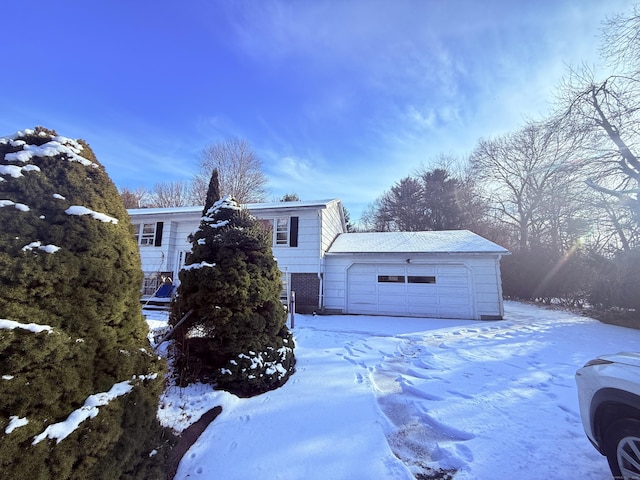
(119, 186, 149, 209)
(600, 5, 640, 77)
(149, 180, 192, 208)
(470, 121, 589, 253)
(549, 6, 640, 251)
(192, 137, 268, 205)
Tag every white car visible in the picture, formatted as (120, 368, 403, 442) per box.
(576, 352, 640, 479)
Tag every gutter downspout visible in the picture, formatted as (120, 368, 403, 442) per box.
(318, 209, 324, 312)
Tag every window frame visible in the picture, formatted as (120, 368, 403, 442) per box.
(408, 275, 437, 284)
(133, 222, 158, 247)
(377, 275, 406, 283)
(259, 217, 291, 247)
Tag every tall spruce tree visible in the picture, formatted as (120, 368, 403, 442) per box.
(171, 170, 295, 397)
(0, 127, 172, 479)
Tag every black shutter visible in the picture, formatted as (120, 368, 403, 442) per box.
(289, 217, 298, 247)
(154, 222, 164, 247)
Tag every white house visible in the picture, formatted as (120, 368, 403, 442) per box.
(128, 199, 346, 313)
(128, 198, 510, 320)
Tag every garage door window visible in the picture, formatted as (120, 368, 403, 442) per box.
(408, 275, 436, 284)
(378, 275, 405, 283)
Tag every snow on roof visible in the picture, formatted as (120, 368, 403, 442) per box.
(127, 198, 340, 216)
(248, 198, 339, 211)
(327, 230, 509, 255)
(127, 205, 203, 216)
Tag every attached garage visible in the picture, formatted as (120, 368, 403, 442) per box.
(322, 230, 509, 320)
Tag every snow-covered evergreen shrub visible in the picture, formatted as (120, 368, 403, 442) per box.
(0, 127, 172, 479)
(171, 172, 295, 397)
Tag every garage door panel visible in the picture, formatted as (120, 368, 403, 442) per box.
(407, 304, 438, 316)
(443, 296, 472, 306)
(349, 282, 377, 295)
(378, 294, 407, 306)
(378, 284, 407, 294)
(407, 296, 438, 308)
(351, 265, 377, 273)
(438, 275, 468, 286)
(407, 284, 436, 294)
(408, 266, 436, 275)
(377, 266, 406, 275)
(350, 274, 376, 284)
(438, 286, 469, 296)
(349, 294, 377, 304)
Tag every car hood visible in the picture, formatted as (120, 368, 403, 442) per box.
(598, 352, 640, 367)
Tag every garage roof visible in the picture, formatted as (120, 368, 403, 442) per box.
(327, 230, 509, 255)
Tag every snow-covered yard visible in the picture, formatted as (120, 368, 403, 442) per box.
(146, 301, 640, 480)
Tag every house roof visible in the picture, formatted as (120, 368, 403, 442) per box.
(127, 198, 340, 217)
(327, 230, 509, 255)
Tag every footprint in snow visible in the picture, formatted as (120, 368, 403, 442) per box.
(558, 404, 580, 422)
(342, 354, 359, 366)
(456, 443, 474, 462)
(447, 389, 474, 400)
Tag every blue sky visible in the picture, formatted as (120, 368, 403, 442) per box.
(1, 0, 634, 220)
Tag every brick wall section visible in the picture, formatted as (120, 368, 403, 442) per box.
(290, 273, 320, 313)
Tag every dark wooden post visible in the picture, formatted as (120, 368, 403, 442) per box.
(289, 291, 295, 329)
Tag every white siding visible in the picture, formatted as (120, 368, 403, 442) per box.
(253, 208, 321, 274)
(320, 200, 345, 254)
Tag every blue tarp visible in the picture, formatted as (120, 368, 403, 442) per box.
(155, 284, 174, 298)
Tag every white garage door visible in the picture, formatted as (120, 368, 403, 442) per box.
(347, 264, 473, 319)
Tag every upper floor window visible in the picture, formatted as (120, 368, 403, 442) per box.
(258, 216, 299, 247)
(132, 222, 163, 247)
(275, 218, 289, 245)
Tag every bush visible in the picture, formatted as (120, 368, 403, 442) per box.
(588, 249, 640, 311)
(0, 127, 172, 479)
(501, 246, 593, 305)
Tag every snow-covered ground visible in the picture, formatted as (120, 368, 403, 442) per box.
(146, 301, 640, 480)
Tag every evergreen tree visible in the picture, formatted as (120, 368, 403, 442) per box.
(171, 171, 295, 397)
(0, 127, 172, 479)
